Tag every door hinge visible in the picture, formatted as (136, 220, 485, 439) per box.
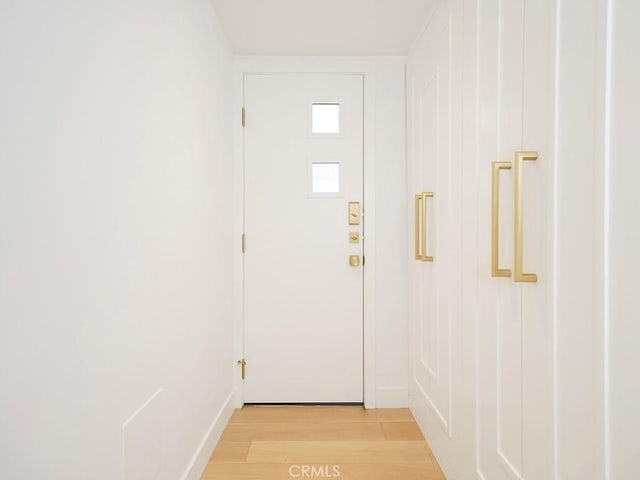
(241, 234, 246, 254)
(237, 358, 246, 380)
(242, 107, 246, 127)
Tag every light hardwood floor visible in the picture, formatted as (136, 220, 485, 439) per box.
(201, 407, 445, 480)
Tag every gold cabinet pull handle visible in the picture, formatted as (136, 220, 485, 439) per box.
(414, 194, 424, 260)
(414, 194, 421, 260)
(422, 192, 434, 262)
(491, 161, 512, 277)
(514, 151, 538, 283)
(414, 192, 433, 262)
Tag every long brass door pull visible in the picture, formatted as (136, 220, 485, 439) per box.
(491, 161, 512, 277)
(491, 152, 538, 283)
(414, 192, 434, 262)
(414, 194, 423, 260)
(490, 152, 538, 283)
(514, 151, 538, 283)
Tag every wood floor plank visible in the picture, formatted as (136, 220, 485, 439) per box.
(202, 463, 445, 480)
(381, 421, 425, 440)
(339, 462, 445, 479)
(245, 440, 432, 464)
(209, 442, 250, 464)
(221, 421, 386, 442)
(203, 407, 445, 480)
(229, 407, 414, 424)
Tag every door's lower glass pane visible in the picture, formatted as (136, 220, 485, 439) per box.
(311, 163, 340, 193)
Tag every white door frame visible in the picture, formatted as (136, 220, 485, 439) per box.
(232, 58, 378, 408)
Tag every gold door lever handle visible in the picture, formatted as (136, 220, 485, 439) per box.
(491, 161, 512, 277)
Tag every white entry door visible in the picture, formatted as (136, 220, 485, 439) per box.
(243, 74, 364, 404)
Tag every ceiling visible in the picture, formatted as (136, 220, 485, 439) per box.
(210, 0, 433, 56)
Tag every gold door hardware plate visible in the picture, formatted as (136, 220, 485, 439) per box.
(349, 255, 361, 267)
(349, 232, 360, 243)
(348, 202, 361, 225)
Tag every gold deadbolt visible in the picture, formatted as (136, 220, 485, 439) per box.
(349, 232, 360, 243)
(348, 202, 361, 225)
(349, 255, 361, 267)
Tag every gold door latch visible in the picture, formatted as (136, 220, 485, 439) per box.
(237, 359, 246, 380)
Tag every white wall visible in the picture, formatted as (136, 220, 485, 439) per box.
(0, 1, 235, 479)
(607, 0, 640, 477)
(372, 58, 409, 407)
(232, 57, 409, 408)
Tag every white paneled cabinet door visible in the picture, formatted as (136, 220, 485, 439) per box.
(407, 0, 464, 477)
(475, 1, 525, 478)
(475, 0, 554, 479)
(411, 0, 603, 478)
(520, 0, 554, 477)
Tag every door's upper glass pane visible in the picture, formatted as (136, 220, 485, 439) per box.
(312, 103, 340, 134)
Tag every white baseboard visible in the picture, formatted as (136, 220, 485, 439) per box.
(180, 389, 236, 480)
(375, 386, 409, 407)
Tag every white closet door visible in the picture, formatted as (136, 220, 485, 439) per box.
(520, 0, 555, 477)
(475, 0, 527, 478)
(475, 0, 557, 478)
(407, 0, 464, 476)
(412, 0, 605, 478)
